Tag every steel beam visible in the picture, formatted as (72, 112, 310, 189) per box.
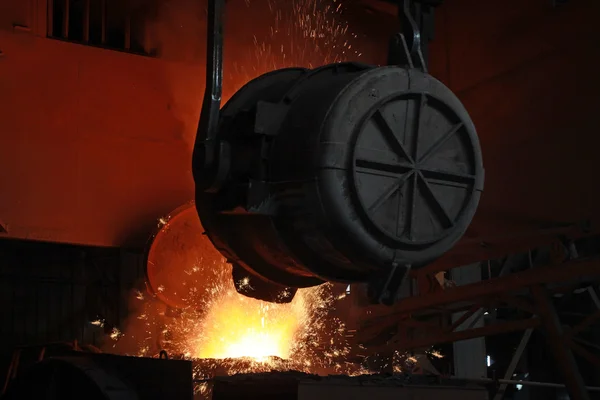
(565, 309, 600, 339)
(422, 226, 596, 274)
(589, 286, 600, 309)
(531, 285, 590, 400)
(497, 295, 537, 315)
(389, 318, 541, 351)
(447, 305, 480, 332)
(493, 327, 534, 400)
(362, 258, 600, 317)
(569, 339, 600, 367)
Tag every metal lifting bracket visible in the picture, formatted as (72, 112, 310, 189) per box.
(388, 0, 442, 72)
(193, 0, 228, 194)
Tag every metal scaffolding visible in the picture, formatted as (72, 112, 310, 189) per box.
(349, 228, 600, 400)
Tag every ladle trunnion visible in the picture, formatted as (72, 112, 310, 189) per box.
(194, 62, 484, 305)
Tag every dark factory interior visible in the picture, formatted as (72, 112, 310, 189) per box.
(1, 0, 600, 399)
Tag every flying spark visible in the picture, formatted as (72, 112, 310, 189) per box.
(225, 0, 360, 100)
(110, 255, 369, 379)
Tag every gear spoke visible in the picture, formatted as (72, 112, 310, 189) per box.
(351, 88, 482, 247)
(373, 109, 415, 164)
(417, 171, 454, 228)
(424, 178, 470, 189)
(356, 159, 414, 176)
(419, 167, 476, 185)
(403, 171, 419, 241)
(369, 171, 415, 213)
(413, 94, 427, 161)
(355, 167, 406, 180)
(418, 122, 464, 164)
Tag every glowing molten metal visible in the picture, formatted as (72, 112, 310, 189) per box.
(175, 261, 337, 364)
(192, 285, 308, 360)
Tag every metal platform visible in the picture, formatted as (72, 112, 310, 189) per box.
(210, 373, 488, 400)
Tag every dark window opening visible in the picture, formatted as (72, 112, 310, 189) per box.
(88, 0, 104, 45)
(47, 0, 157, 57)
(68, 0, 85, 42)
(51, 0, 64, 38)
(106, 4, 125, 50)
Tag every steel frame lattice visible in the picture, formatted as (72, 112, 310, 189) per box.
(349, 226, 600, 400)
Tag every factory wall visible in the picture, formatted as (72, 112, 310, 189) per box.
(0, 0, 200, 246)
(450, 0, 600, 239)
(0, 0, 600, 249)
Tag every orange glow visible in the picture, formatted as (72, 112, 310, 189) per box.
(174, 261, 319, 361)
(160, 258, 347, 369)
(192, 288, 308, 360)
(112, 257, 356, 377)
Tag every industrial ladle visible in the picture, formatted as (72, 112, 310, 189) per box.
(192, 0, 484, 305)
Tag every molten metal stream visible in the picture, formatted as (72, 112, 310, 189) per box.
(192, 279, 310, 360)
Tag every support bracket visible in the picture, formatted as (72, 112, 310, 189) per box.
(193, 0, 229, 193)
(388, 0, 441, 71)
(368, 263, 412, 305)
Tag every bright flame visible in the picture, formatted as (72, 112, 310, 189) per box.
(109, 256, 361, 378)
(191, 287, 311, 360)
(159, 259, 346, 368)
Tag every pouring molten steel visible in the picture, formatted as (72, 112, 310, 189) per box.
(107, 0, 369, 372)
(190, 277, 311, 361)
(131, 202, 354, 375)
